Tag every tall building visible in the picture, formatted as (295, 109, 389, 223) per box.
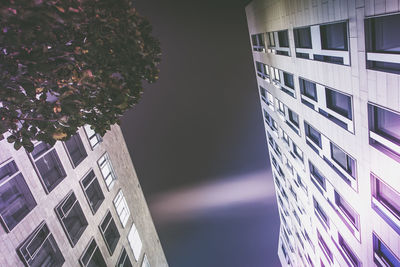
(246, 0, 400, 266)
(0, 125, 168, 266)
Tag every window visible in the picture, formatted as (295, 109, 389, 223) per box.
(256, 61, 269, 79)
(267, 32, 275, 47)
(334, 191, 359, 229)
(338, 234, 360, 267)
(18, 221, 65, 267)
(283, 72, 294, 89)
(278, 100, 285, 115)
(309, 161, 326, 190)
(371, 174, 400, 221)
(98, 153, 117, 190)
(251, 33, 265, 51)
(320, 22, 348, 51)
(128, 223, 143, 261)
(373, 233, 400, 267)
(267, 91, 274, 106)
(288, 109, 299, 127)
(31, 142, 66, 193)
(325, 88, 352, 119)
(318, 231, 333, 263)
(80, 170, 105, 214)
(264, 109, 271, 124)
(299, 78, 317, 101)
(278, 30, 289, 47)
(80, 238, 107, 267)
(314, 198, 329, 227)
(273, 67, 280, 82)
(100, 210, 120, 255)
(365, 14, 400, 54)
(141, 254, 150, 267)
(259, 86, 266, 101)
(294, 27, 312, 48)
(84, 124, 102, 149)
(314, 54, 344, 65)
(117, 248, 133, 267)
(64, 133, 87, 168)
(293, 144, 304, 162)
(282, 130, 290, 145)
(55, 191, 88, 246)
(369, 104, 400, 145)
(113, 190, 131, 228)
(330, 142, 356, 177)
(0, 160, 36, 232)
(305, 122, 322, 148)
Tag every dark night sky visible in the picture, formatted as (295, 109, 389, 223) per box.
(121, 1, 281, 266)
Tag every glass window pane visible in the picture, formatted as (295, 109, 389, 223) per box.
(283, 72, 294, 89)
(128, 223, 143, 261)
(326, 88, 352, 119)
(367, 14, 400, 53)
(320, 22, 348, 50)
(300, 78, 317, 101)
(375, 106, 400, 142)
(80, 239, 107, 267)
(100, 211, 120, 255)
(278, 30, 289, 47)
(64, 134, 87, 167)
(294, 27, 312, 48)
(35, 150, 66, 192)
(378, 180, 400, 218)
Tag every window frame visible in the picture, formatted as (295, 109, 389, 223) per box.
(128, 222, 143, 261)
(99, 210, 121, 255)
(325, 88, 353, 120)
(97, 152, 117, 190)
(299, 78, 318, 101)
(330, 142, 356, 178)
(304, 122, 322, 148)
(320, 21, 349, 51)
(79, 237, 107, 267)
(83, 124, 102, 149)
(116, 247, 133, 267)
(371, 173, 400, 221)
(373, 233, 400, 267)
(334, 191, 359, 230)
(80, 170, 105, 214)
(63, 132, 88, 168)
(294, 26, 312, 49)
(278, 30, 289, 48)
(113, 190, 131, 228)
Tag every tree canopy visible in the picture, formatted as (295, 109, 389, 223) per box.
(0, 0, 161, 151)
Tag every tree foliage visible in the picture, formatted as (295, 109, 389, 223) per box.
(0, 0, 161, 151)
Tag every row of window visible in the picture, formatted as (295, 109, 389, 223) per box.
(252, 13, 400, 72)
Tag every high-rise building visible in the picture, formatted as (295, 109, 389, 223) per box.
(0, 125, 168, 266)
(246, 0, 400, 266)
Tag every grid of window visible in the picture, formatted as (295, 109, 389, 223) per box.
(128, 223, 143, 261)
(31, 142, 67, 193)
(80, 238, 107, 267)
(55, 191, 88, 246)
(99, 210, 120, 255)
(64, 133, 87, 168)
(98, 153, 117, 190)
(84, 124, 102, 149)
(117, 248, 133, 267)
(113, 190, 131, 228)
(18, 221, 65, 267)
(80, 170, 105, 214)
(0, 160, 36, 232)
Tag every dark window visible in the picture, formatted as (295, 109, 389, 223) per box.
(64, 133, 87, 168)
(259, 86, 267, 101)
(116, 248, 133, 267)
(18, 221, 65, 267)
(283, 72, 294, 89)
(251, 33, 265, 51)
(314, 198, 329, 227)
(325, 88, 352, 119)
(314, 54, 344, 64)
(304, 122, 322, 148)
(309, 161, 326, 190)
(256, 61, 269, 79)
(338, 234, 360, 267)
(276, 50, 290, 56)
(31, 143, 66, 193)
(330, 142, 356, 177)
(278, 30, 289, 47)
(55, 191, 88, 246)
(80, 238, 107, 267)
(268, 32, 275, 47)
(320, 22, 348, 51)
(365, 14, 400, 54)
(335, 191, 358, 229)
(300, 78, 317, 101)
(296, 52, 310, 59)
(100, 210, 120, 255)
(80, 170, 105, 214)
(293, 145, 303, 162)
(318, 231, 333, 262)
(367, 61, 400, 74)
(0, 160, 36, 231)
(373, 234, 400, 267)
(84, 125, 102, 149)
(372, 174, 400, 220)
(288, 109, 299, 127)
(294, 27, 312, 48)
(369, 104, 400, 145)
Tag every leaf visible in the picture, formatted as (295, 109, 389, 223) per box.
(52, 131, 67, 140)
(7, 135, 16, 143)
(14, 141, 22, 150)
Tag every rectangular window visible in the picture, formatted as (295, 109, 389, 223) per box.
(325, 88, 352, 120)
(330, 142, 356, 178)
(305, 122, 322, 148)
(314, 54, 344, 65)
(338, 234, 360, 267)
(309, 161, 326, 190)
(128, 223, 143, 261)
(142, 254, 150, 267)
(283, 72, 294, 89)
(293, 144, 304, 162)
(314, 198, 329, 227)
(251, 33, 265, 51)
(84, 124, 102, 149)
(369, 104, 400, 145)
(31, 142, 66, 193)
(372, 174, 400, 221)
(98, 153, 117, 190)
(318, 231, 333, 263)
(365, 14, 400, 54)
(373, 233, 400, 267)
(267, 91, 274, 106)
(320, 22, 348, 51)
(294, 27, 312, 48)
(282, 130, 290, 145)
(335, 191, 359, 229)
(0, 160, 36, 232)
(117, 248, 133, 267)
(268, 32, 275, 47)
(18, 221, 65, 267)
(278, 100, 285, 115)
(299, 78, 317, 101)
(271, 67, 280, 82)
(100, 210, 120, 255)
(113, 190, 131, 228)
(278, 30, 289, 47)
(80, 170, 105, 214)
(80, 238, 107, 267)
(55, 191, 88, 246)
(259, 86, 266, 102)
(288, 109, 299, 127)
(64, 133, 87, 168)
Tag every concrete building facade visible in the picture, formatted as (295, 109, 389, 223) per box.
(0, 124, 168, 266)
(246, 0, 400, 266)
